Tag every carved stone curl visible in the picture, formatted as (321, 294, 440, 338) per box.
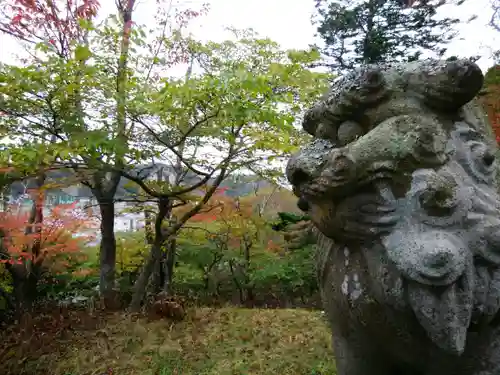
(286, 59, 500, 375)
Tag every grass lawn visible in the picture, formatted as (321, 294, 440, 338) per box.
(2, 307, 336, 375)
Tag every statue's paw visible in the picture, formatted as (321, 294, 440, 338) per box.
(473, 266, 500, 325)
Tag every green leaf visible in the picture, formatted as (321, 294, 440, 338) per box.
(75, 45, 92, 61)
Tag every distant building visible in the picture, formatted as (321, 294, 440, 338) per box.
(3, 163, 276, 235)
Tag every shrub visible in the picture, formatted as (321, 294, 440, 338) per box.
(174, 235, 320, 307)
(35, 226, 320, 309)
(250, 245, 319, 306)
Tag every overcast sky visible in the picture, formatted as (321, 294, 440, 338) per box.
(0, 0, 498, 71)
(0, 0, 497, 185)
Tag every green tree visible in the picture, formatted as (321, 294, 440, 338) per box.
(124, 30, 330, 310)
(313, 0, 467, 72)
(0, 10, 328, 311)
(0, 0, 100, 312)
(0, 0, 205, 304)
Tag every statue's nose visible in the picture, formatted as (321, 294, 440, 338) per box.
(286, 152, 313, 187)
(286, 154, 313, 212)
(384, 230, 467, 286)
(287, 164, 312, 187)
(297, 197, 310, 212)
(286, 139, 335, 187)
(419, 242, 459, 281)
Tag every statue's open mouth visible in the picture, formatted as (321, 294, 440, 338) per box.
(290, 112, 450, 216)
(297, 170, 399, 212)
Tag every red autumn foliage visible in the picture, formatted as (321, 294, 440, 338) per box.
(483, 92, 500, 143)
(480, 65, 500, 144)
(151, 1, 210, 68)
(0, 0, 100, 55)
(0, 196, 95, 269)
(266, 239, 282, 253)
(179, 186, 230, 223)
(180, 187, 283, 252)
(189, 213, 218, 222)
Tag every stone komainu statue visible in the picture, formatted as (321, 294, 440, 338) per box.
(286, 59, 500, 375)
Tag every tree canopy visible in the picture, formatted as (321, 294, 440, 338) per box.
(313, 0, 467, 72)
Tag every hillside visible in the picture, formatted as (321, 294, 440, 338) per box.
(8, 164, 291, 199)
(8, 165, 300, 216)
(2, 307, 336, 375)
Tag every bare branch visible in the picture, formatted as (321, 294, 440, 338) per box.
(133, 116, 212, 178)
(491, 0, 500, 32)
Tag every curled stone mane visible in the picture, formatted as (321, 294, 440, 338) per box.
(286, 59, 500, 375)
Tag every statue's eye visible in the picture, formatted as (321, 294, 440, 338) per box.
(483, 152, 496, 166)
(337, 121, 364, 146)
(315, 123, 338, 141)
(419, 187, 457, 217)
(451, 125, 496, 184)
(470, 142, 496, 168)
(417, 173, 459, 218)
(413, 170, 471, 228)
(465, 140, 496, 185)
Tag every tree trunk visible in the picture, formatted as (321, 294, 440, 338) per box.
(229, 260, 244, 304)
(0, 186, 8, 212)
(129, 167, 230, 312)
(129, 198, 171, 312)
(203, 270, 209, 291)
(148, 251, 165, 295)
(363, 0, 377, 64)
(5, 172, 46, 317)
(144, 207, 154, 245)
(147, 224, 177, 296)
(148, 210, 177, 295)
(5, 252, 43, 319)
(11, 270, 38, 317)
(88, 0, 136, 309)
(242, 238, 254, 305)
(98, 199, 117, 305)
(130, 237, 164, 311)
(162, 234, 176, 294)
